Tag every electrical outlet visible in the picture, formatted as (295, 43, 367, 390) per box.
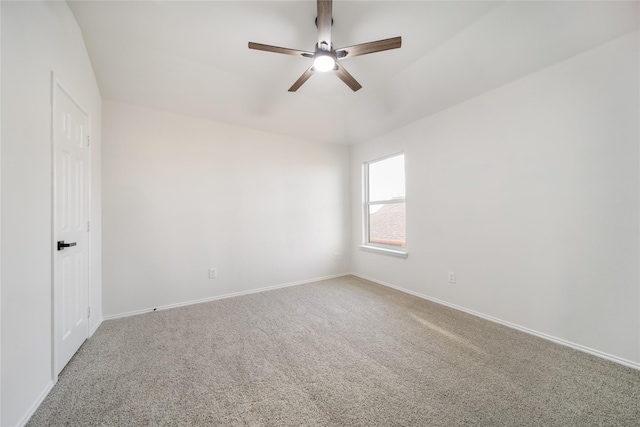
(333, 252, 339, 262)
(448, 271, 456, 284)
(209, 268, 217, 279)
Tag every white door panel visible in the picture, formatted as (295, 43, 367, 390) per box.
(54, 80, 89, 375)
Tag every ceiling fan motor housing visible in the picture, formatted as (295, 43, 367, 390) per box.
(315, 17, 334, 28)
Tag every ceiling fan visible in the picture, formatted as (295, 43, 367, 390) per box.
(248, 0, 402, 92)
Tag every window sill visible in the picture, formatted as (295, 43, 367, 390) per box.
(359, 245, 409, 258)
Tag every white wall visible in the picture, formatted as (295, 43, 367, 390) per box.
(1, 2, 102, 426)
(351, 32, 640, 364)
(102, 101, 350, 317)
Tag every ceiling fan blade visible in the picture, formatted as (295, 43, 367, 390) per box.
(317, 0, 332, 50)
(289, 66, 315, 92)
(248, 42, 313, 58)
(335, 63, 362, 92)
(336, 36, 402, 59)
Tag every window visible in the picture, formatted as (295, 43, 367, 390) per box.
(362, 153, 407, 257)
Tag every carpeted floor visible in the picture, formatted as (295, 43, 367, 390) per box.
(28, 275, 640, 426)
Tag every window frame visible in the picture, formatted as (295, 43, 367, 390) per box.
(361, 153, 408, 258)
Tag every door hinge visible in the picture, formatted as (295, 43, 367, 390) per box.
(87, 221, 90, 232)
(87, 306, 91, 318)
(86, 135, 90, 146)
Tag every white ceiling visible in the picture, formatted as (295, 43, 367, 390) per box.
(68, 1, 639, 144)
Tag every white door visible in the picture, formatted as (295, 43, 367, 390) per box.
(53, 80, 90, 375)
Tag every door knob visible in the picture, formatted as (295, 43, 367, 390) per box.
(57, 241, 77, 251)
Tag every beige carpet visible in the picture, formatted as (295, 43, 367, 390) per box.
(28, 275, 640, 426)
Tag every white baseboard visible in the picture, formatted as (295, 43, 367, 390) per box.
(352, 272, 640, 371)
(103, 273, 351, 321)
(89, 317, 102, 338)
(17, 380, 54, 427)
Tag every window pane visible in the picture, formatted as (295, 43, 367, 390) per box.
(368, 154, 405, 202)
(369, 202, 406, 248)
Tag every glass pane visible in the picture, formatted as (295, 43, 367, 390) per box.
(369, 203, 406, 248)
(369, 154, 405, 202)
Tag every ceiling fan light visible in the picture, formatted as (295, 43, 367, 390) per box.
(313, 54, 335, 72)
